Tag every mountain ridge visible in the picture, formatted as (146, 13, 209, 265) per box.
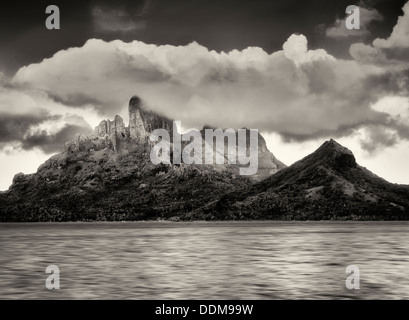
(0, 97, 408, 221)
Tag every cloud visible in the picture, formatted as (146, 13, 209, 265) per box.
(326, 6, 383, 38)
(372, 96, 409, 122)
(0, 85, 93, 154)
(347, 0, 409, 144)
(0, 111, 57, 143)
(351, 96, 409, 153)
(0, 111, 92, 154)
(350, 1, 409, 65)
(373, 1, 409, 49)
(20, 123, 93, 154)
(349, 43, 386, 64)
(9, 32, 409, 153)
(359, 125, 399, 153)
(91, 0, 149, 33)
(282, 34, 334, 66)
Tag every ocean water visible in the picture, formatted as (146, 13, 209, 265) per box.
(0, 221, 408, 300)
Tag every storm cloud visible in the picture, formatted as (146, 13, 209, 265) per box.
(0, 94, 93, 154)
(20, 123, 93, 153)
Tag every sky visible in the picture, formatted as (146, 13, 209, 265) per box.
(0, 0, 409, 190)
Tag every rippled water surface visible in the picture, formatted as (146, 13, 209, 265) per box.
(0, 221, 408, 299)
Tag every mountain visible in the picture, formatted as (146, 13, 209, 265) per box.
(0, 96, 285, 222)
(1, 96, 408, 222)
(196, 124, 285, 181)
(183, 139, 409, 220)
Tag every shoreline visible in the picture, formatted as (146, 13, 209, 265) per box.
(1, 220, 409, 224)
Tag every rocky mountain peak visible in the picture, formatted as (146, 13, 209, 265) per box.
(285, 139, 357, 175)
(128, 95, 173, 141)
(92, 115, 127, 151)
(63, 96, 176, 153)
(317, 139, 356, 168)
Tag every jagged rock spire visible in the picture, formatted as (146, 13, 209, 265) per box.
(129, 96, 148, 141)
(128, 95, 173, 141)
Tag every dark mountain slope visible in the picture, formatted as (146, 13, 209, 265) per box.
(184, 139, 409, 220)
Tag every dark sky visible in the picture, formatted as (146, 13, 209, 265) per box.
(0, 0, 407, 74)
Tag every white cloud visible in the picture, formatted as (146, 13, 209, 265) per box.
(349, 43, 386, 64)
(371, 96, 409, 127)
(373, 2, 409, 49)
(12, 35, 389, 143)
(282, 34, 334, 66)
(350, 1, 409, 65)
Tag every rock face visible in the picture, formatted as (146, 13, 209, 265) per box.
(95, 116, 125, 138)
(255, 131, 286, 179)
(198, 126, 285, 181)
(94, 115, 127, 151)
(65, 96, 175, 153)
(129, 96, 173, 142)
